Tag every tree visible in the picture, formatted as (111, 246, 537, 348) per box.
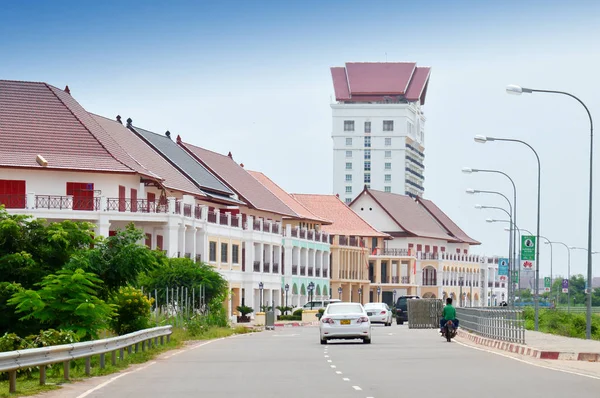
(8, 268, 115, 340)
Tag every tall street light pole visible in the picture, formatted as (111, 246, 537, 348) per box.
(547, 241, 571, 312)
(474, 136, 542, 332)
(505, 226, 533, 293)
(506, 84, 594, 339)
(463, 168, 518, 307)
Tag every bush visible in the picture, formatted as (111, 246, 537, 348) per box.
(25, 329, 79, 348)
(205, 298, 228, 327)
(293, 309, 303, 317)
(0, 333, 25, 352)
(237, 305, 254, 317)
(279, 315, 301, 321)
(186, 316, 209, 337)
(110, 287, 154, 335)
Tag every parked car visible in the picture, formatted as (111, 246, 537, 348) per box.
(395, 295, 420, 325)
(319, 302, 371, 344)
(294, 299, 341, 312)
(364, 302, 393, 326)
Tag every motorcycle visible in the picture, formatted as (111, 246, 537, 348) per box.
(441, 320, 457, 342)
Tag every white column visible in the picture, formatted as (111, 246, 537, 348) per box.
(191, 227, 198, 261)
(95, 217, 111, 238)
(165, 220, 179, 258)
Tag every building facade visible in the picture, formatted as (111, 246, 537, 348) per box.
(330, 62, 431, 202)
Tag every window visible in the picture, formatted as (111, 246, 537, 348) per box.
(209, 242, 217, 262)
(364, 173, 371, 183)
(0, 179, 26, 209)
(131, 188, 138, 212)
(385, 162, 392, 170)
(221, 242, 228, 263)
(232, 244, 239, 264)
(384, 186, 391, 193)
(67, 182, 94, 211)
(345, 150, 352, 157)
(364, 121, 371, 133)
(345, 162, 352, 170)
(345, 186, 352, 194)
(345, 174, 352, 182)
(383, 120, 394, 131)
(345, 198, 352, 204)
(385, 174, 391, 182)
(118, 185, 126, 212)
(364, 150, 371, 160)
(385, 137, 392, 146)
(407, 121, 414, 135)
(385, 150, 392, 158)
(364, 136, 371, 147)
(345, 138, 352, 146)
(344, 120, 355, 131)
(156, 235, 163, 251)
(364, 161, 371, 171)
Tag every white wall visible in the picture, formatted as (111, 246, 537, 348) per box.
(349, 194, 400, 232)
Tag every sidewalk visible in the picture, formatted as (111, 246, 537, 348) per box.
(457, 329, 600, 362)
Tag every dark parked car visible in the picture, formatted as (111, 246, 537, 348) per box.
(395, 295, 420, 325)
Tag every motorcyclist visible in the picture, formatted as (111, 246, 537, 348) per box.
(440, 297, 459, 333)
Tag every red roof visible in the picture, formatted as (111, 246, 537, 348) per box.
(91, 114, 206, 197)
(330, 62, 431, 105)
(416, 197, 480, 245)
(0, 80, 156, 177)
(247, 171, 331, 224)
(291, 194, 387, 238)
(178, 140, 297, 217)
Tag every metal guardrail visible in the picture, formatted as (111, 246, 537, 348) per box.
(456, 308, 525, 344)
(0, 326, 172, 394)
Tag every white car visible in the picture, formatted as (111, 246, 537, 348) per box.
(364, 302, 393, 326)
(293, 299, 341, 313)
(319, 302, 371, 344)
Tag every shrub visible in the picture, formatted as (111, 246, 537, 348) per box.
(237, 305, 254, 317)
(110, 287, 154, 335)
(0, 333, 25, 352)
(293, 309, 303, 317)
(186, 316, 209, 337)
(24, 329, 79, 348)
(205, 298, 228, 327)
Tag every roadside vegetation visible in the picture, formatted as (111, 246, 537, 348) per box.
(0, 206, 255, 397)
(522, 307, 600, 340)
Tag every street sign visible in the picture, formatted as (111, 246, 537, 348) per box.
(521, 235, 536, 260)
(562, 278, 568, 294)
(498, 258, 509, 276)
(544, 277, 551, 292)
(521, 259, 535, 271)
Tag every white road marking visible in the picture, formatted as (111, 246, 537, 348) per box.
(330, 365, 337, 368)
(388, 333, 394, 335)
(343, 377, 350, 381)
(455, 340, 600, 380)
(336, 371, 342, 374)
(327, 360, 332, 363)
(353, 386, 362, 391)
(324, 355, 329, 358)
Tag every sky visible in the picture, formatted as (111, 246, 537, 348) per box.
(2, 0, 600, 278)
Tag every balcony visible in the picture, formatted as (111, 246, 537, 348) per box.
(219, 213, 228, 225)
(39, 195, 102, 211)
(264, 262, 270, 273)
(253, 261, 261, 272)
(300, 229, 306, 239)
(231, 216, 239, 228)
(291, 228, 298, 238)
(405, 167, 425, 180)
(308, 230, 314, 240)
(322, 269, 328, 278)
(292, 265, 298, 275)
(272, 223, 280, 234)
(402, 276, 410, 284)
(272, 263, 279, 274)
(207, 211, 217, 223)
(183, 204, 192, 217)
(308, 267, 314, 277)
(300, 266, 306, 275)
(373, 248, 411, 257)
(392, 276, 399, 283)
(339, 236, 348, 246)
(405, 179, 425, 191)
(253, 220, 261, 231)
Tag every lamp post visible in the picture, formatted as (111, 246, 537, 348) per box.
(285, 283, 289, 309)
(393, 289, 397, 304)
(338, 286, 342, 300)
(308, 282, 315, 309)
(507, 84, 594, 338)
(459, 276, 464, 307)
(570, 247, 599, 301)
(473, 136, 542, 332)
(463, 168, 518, 307)
(546, 242, 571, 311)
(377, 286, 381, 303)
(258, 282, 264, 312)
(358, 287, 363, 304)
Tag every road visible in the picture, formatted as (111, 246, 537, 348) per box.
(48, 325, 600, 398)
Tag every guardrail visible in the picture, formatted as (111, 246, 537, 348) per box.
(0, 326, 172, 394)
(456, 308, 525, 344)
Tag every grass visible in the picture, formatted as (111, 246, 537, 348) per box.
(522, 307, 600, 340)
(0, 326, 255, 397)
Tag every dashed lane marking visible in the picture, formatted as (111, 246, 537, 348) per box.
(343, 378, 350, 381)
(336, 371, 342, 374)
(353, 386, 362, 391)
(330, 365, 337, 368)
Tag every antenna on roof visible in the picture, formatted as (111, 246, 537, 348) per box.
(165, 130, 171, 139)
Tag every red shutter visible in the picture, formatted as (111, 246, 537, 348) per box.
(156, 235, 163, 250)
(109, 231, 116, 237)
(0, 180, 26, 208)
(417, 244, 422, 252)
(67, 182, 94, 210)
(456, 248, 461, 254)
(433, 246, 438, 253)
(463, 249, 468, 254)
(425, 245, 430, 253)
(441, 247, 446, 253)
(147, 192, 156, 212)
(131, 188, 138, 212)
(118, 186, 126, 212)
(145, 233, 151, 248)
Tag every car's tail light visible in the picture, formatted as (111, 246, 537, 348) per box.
(380, 310, 387, 314)
(321, 317, 334, 324)
(357, 316, 369, 323)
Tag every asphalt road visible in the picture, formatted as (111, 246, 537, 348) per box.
(58, 325, 600, 398)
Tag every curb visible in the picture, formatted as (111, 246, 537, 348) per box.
(456, 330, 600, 362)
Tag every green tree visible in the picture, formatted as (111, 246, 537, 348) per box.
(138, 257, 228, 304)
(109, 286, 154, 335)
(8, 268, 115, 340)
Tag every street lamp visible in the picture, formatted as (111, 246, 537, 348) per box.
(377, 286, 381, 302)
(284, 283, 289, 309)
(258, 282, 264, 311)
(507, 84, 594, 338)
(570, 247, 599, 296)
(308, 282, 315, 309)
(463, 167, 518, 307)
(338, 286, 342, 300)
(546, 241, 571, 312)
(358, 287, 363, 304)
(474, 136, 542, 332)
(459, 276, 464, 307)
(393, 289, 397, 304)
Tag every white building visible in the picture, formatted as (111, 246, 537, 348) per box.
(330, 62, 431, 203)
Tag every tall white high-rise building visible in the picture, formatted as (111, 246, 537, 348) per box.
(330, 62, 431, 203)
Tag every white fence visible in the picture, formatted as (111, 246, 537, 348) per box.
(0, 326, 172, 394)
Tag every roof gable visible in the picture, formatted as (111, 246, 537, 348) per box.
(416, 197, 481, 245)
(350, 194, 403, 232)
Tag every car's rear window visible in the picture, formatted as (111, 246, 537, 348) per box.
(327, 304, 363, 314)
(364, 303, 384, 308)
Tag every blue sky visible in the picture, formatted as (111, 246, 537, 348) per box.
(2, 0, 600, 277)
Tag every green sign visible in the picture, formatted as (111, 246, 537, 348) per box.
(544, 277, 551, 288)
(521, 235, 536, 261)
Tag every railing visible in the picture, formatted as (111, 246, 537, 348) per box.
(0, 326, 172, 394)
(308, 267, 314, 276)
(36, 195, 100, 211)
(195, 254, 201, 263)
(300, 266, 306, 275)
(219, 213, 228, 225)
(272, 263, 279, 274)
(401, 276, 410, 284)
(391, 276, 399, 283)
(231, 216, 240, 228)
(315, 232, 321, 241)
(272, 223, 280, 234)
(184, 253, 191, 259)
(183, 204, 192, 217)
(339, 236, 348, 246)
(456, 308, 525, 344)
(349, 236, 358, 246)
(0, 194, 26, 209)
(308, 230, 314, 240)
(300, 229, 306, 239)
(292, 265, 298, 275)
(253, 220, 261, 231)
(264, 262, 270, 273)
(194, 205, 202, 219)
(207, 211, 217, 223)
(253, 261, 261, 272)
(374, 248, 411, 256)
(291, 228, 298, 238)
(322, 269, 328, 278)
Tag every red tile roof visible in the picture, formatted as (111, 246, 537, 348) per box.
(416, 197, 481, 245)
(91, 114, 206, 197)
(0, 80, 156, 177)
(291, 194, 387, 238)
(247, 171, 332, 224)
(356, 189, 458, 242)
(330, 62, 431, 105)
(178, 140, 297, 217)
